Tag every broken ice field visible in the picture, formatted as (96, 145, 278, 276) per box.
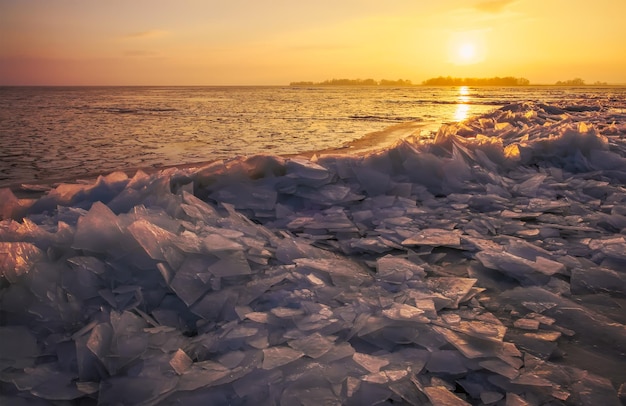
(1, 102, 626, 405)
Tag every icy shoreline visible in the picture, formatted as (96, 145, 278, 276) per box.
(2, 102, 626, 405)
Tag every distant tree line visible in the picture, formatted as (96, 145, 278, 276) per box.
(555, 78, 586, 86)
(421, 76, 530, 86)
(554, 78, 608, 86)
(290, 76, 611, 87)
(289, 78, 413, 86)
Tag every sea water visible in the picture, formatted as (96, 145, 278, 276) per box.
(1, 85, 624, 186)
(2, 86, 626, 405)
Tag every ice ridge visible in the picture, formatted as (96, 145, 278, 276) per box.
(1, 102, 626, 405)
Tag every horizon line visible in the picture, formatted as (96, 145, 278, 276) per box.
(2, 83, 626, 87)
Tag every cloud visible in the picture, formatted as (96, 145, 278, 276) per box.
(288, 43, 351, 52)
(122, 30, 168, 40)
(474, 0, 517, 13)
(122, 50, 160, 57)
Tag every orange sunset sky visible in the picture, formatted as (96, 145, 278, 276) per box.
(1, 0, 625, 86)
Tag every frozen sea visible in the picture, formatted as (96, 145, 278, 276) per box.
(1, 85, 623, 187)
(1, 86, 626, 405)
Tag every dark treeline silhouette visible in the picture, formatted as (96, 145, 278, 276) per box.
(290, 78, 413, 86)
(555, 78, 586, 86)
(554, 78, 608, 86)
(421, 76, 530, 86)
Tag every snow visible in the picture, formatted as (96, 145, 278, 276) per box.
(1, 102, 626, 404)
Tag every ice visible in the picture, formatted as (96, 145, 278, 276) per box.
(169, 255, 214, 305)
(422, 385, 471, 405)
(128, 219, 177, 260)
(294, 257, 373, 286)
(402, 228, 462, 248)
(0, 188, 23, 220)
(261, 346, 304, 370)
(382, 303, 427, 322)
(475, 250, 559, 283)
(72, 201, 125, 253)
(571, 265, 626, 295)
(287, 333, 335, 359)
(169, 348, 193, 375)
(0, 326, 39, 369)
(376, 255, 425, 284)
(479, 359, 520, 380)
(427, 277, 478, 309)
(0, 242, 44, 282)
(2, 101, 626, 404)
(352, 352, 390, 373)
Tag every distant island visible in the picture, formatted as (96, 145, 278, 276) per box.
(289, 76, 529, 87)
(289, 77, 612, 87)
(554, 78, 608, 86)
(421, 76, 530, 86)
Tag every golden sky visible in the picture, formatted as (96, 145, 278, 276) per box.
(1, 0, 625, 85)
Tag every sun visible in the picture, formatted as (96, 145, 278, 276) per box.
(457, 43, 476, 62)
(448, 30, 487, 65)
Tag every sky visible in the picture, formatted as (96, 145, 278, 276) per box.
(1, 0, 625, 85)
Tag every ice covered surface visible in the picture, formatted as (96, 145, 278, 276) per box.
(1, 102, 626, 405)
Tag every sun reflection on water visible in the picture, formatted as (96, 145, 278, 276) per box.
(454, 86, 470, 121)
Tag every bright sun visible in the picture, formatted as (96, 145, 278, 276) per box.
(448, 31, 487, 65)
(458, 43, 476, 62)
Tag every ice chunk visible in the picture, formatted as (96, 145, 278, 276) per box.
(181, 191, 219, 221)
(0, 242, 44, 282)
(422, 386, 471, 405)
(426, 350, 467, 374)
(72, 201, 125, 252)
(432, 326, 500, 359)
(201, 233, 244, 254)
(402, 228, 462, 248)
(505, 392, 532, 406)
(475, 250, 560, 283)
(480, 391, 504, 405)
(170, 348, 193, 375)
(128, 219, 177, 260)
(513, 174, 546, 197)
(479, 359, 519, 380)
(287, 333, 335, 359)
(352, 352, 390, 373)
(599, 240, 626, 261)
(285, 158, 331, 181)
(500, 287, 626, 353)
(86, 323, 113, 365)
(207, 251, 251, 277)
(10, 364, 85, 400)
(376, 255, 425, 284)
(275, 237, 332, 264)
(294, 257, 373, 286)
(261, 346, 304, 369)
(169, 255, 214, 306)
(427, 277, 477, 309)
(513, 318, 540, 330)
(0, 326, 39, 369)
(354, 166, 391, 196)
(211, 183, 278, 211)
(571, 264, 626, 296)
(382, 303, 428, 323)
(0, 187, 22, 219)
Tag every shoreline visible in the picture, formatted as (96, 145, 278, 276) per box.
(5, 121, 427, 198)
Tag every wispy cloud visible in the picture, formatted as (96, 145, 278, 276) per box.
(474, 0, 517, 13)
(122, 50, 160, 57)
(288, 43, 351, 52)
(122, 30, 169, 40)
